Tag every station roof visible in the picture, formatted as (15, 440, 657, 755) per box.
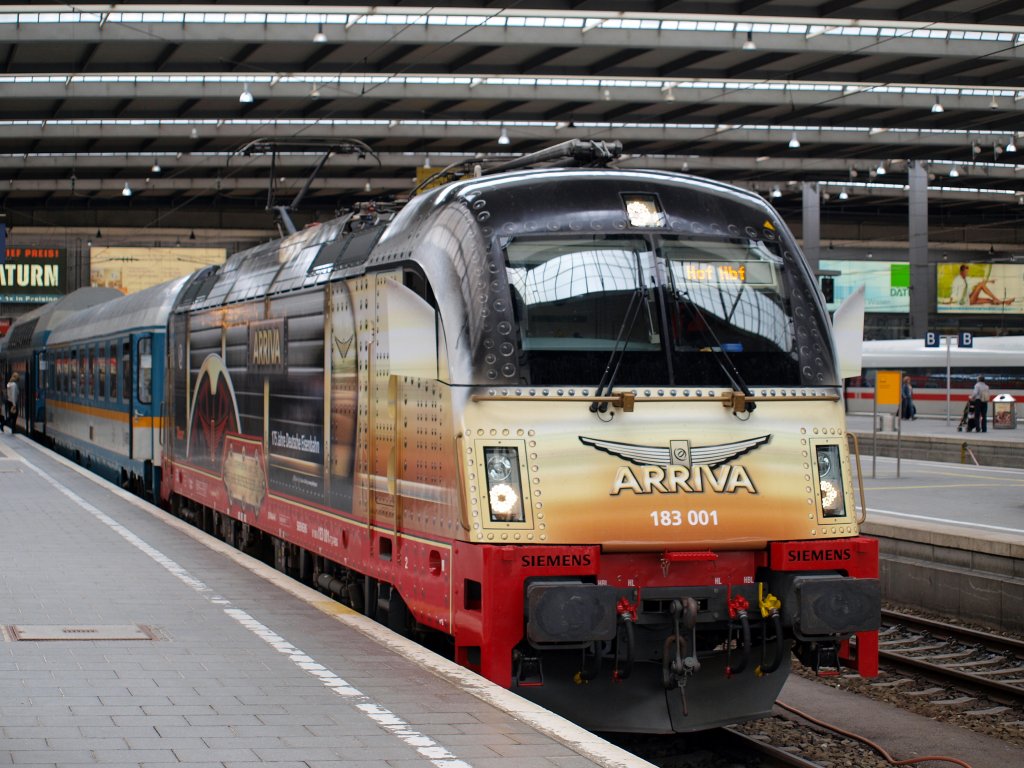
(3, 2, 1024, 237)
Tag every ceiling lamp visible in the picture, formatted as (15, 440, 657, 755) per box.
(497, 127, 510, 145)
(788, 132, 800, 149)
(190, 127, 199, 139)
(875, 161, 886, 176)
(989, 95, 999, 110)
(770, 186, 782, 198)
(310, 86, 321, 100)
(189, 229, 196, 240)
(931, 97, 944, 113)
(121, 181, 132, 197)
(363, 180, 372, 193)
(949, 165, 960, 178)
(313, 22, 327, 43)
(662, 84, 675, 102)
(839, 188, 849, 200)
(239, 82, 254, 103)
(151, 159, 161, 173)
(1007, 137, 1017, 153)
(742, 31, 756, 51)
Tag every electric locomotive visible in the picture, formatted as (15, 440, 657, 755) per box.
(155, 143, 879, 733)
(4, 142, 879, 733)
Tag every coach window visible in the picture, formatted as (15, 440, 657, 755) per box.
(121, 340, 130, 403)
(87, 346, 95, 398)
(71, 349, 79, 398)
(109, 346, 118, 401)
(98, 344, 107, 400)
(137, 337, 153, 404)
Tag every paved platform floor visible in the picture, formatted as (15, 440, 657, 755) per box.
(0, 433, 650, 768)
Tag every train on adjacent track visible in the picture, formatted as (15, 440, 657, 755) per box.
(0, 141, 879, 733)
(848, 336, 1024, 419)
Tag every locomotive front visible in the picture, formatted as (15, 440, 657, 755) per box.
(401, 168, 879, 733)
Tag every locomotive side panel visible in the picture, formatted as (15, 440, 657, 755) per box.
(261, 292, 327, 508)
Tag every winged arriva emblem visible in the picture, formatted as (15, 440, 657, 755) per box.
(579, 434, 771, 469)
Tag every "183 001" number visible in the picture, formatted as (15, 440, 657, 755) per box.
(650, 509, 719, 527)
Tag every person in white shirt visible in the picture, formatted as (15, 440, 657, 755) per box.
(4, 372, 19, 433)
(969, 375, 991, 432)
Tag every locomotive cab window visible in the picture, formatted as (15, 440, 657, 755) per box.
(503, 233, 834, 388)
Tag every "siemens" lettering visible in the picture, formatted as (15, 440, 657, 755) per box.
(521, 554, 592, 568)
(787, 548, 851, 563)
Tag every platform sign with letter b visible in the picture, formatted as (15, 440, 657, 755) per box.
(959, 332, 973, 348)
(925, 331, 940, 348)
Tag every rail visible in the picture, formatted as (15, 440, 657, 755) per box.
(879, 608, 1024, 704)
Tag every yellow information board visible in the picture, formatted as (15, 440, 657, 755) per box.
(875, 370, 902, 406)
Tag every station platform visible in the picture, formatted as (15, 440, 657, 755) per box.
(0, 433, 651, 768)
(843, 414, 1024, 634)
(845, 411, 1024, 468)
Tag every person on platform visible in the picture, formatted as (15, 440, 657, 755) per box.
(968, 375, 991, 433)
(4, 372, 19, 433)
(901, 375, 916, 420)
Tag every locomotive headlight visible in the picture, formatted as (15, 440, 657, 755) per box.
(814, 445, 846, 518)
(483, 446, 525, 522)
(486, 451, 513, 483)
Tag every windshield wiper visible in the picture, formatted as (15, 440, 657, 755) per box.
(676, 290, 756, 414)
(590, 283, 647, 413)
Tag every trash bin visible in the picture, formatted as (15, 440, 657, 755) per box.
(992, 394, 1016, 429)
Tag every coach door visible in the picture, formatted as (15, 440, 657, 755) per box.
(30, 348, 46, 435)
(131, 334, 156, 464)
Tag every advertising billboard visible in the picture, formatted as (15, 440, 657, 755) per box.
(936, 263, 1024, 314)
(819, 260, 909, 313)
(0, 246, 67, 303)
(91, 246, 226, 295)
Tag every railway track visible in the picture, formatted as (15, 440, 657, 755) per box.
(718, 726, 833, 768)
(607, 721, 886, 768)
(878, 608, 1024, 705)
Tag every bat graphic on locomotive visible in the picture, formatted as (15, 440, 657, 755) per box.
(3, 140, 879, 733)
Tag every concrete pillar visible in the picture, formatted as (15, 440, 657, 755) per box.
(801, 182, 821, 273)
(908, 161, 929, 338)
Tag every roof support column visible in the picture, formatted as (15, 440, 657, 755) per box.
(801, 182, 820, 272)
(908, 160, 929, 338)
